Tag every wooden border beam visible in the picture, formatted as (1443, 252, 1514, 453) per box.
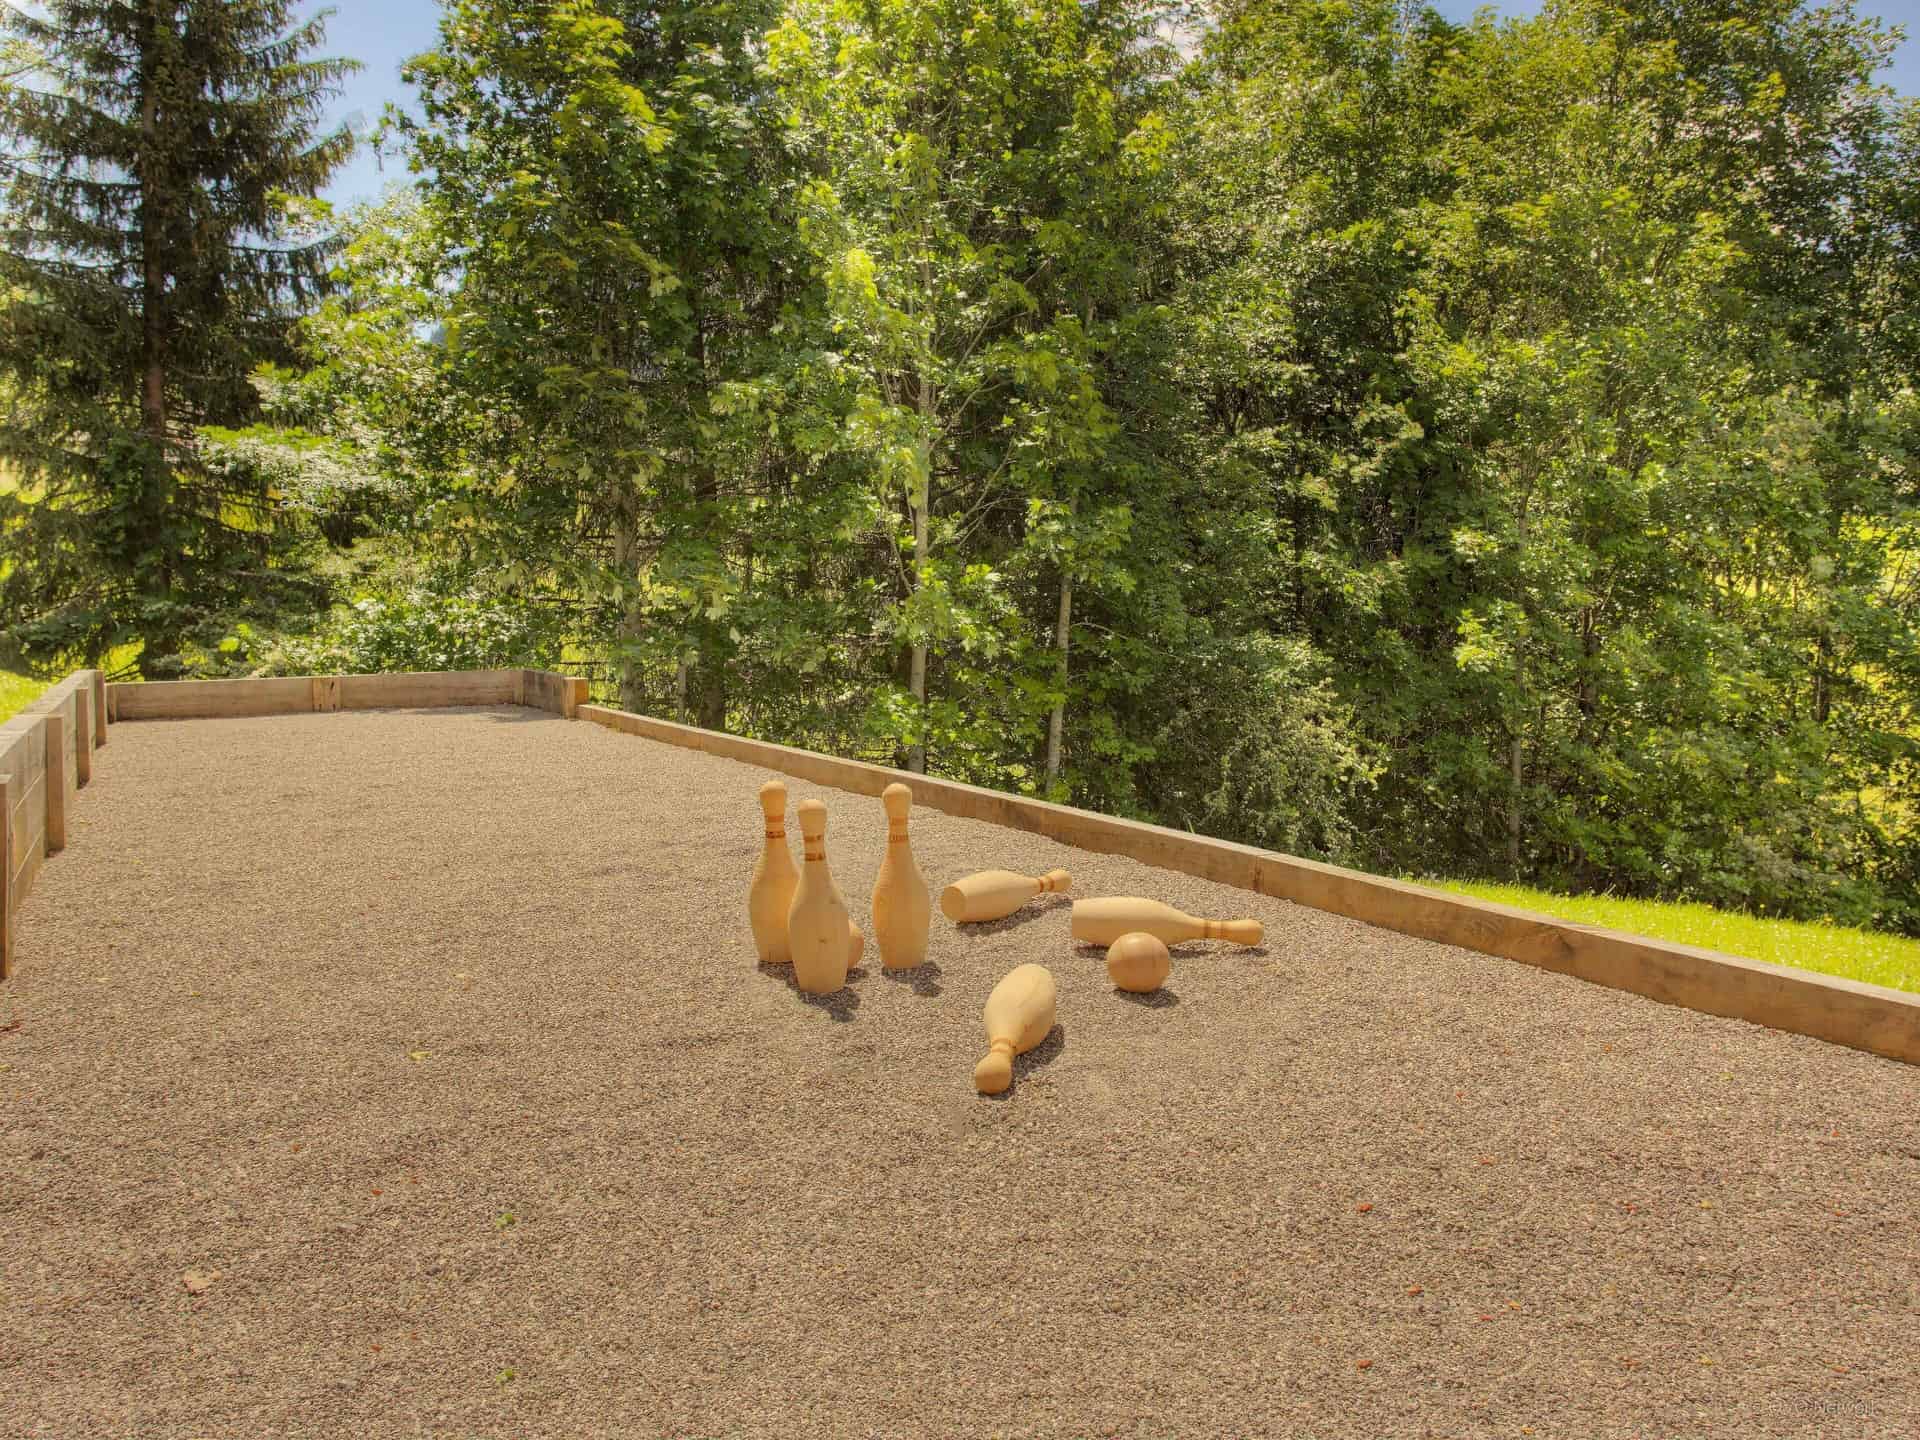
(75, 689, 92, 788)
(107, 669, 591, 723)
(0, 770, 10, 982)
(45, 712, 65, 855)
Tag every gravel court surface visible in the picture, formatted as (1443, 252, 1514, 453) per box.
(2, 705, 1918, 1440)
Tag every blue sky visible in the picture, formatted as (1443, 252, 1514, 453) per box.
(306, 0, 1920, 207)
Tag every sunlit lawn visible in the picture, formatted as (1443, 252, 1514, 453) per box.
(0, 669, 45, 722)
(1441, 880, 1920, 996)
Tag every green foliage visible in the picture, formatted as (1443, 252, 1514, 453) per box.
(0, 0, 359, 678)
(251, 0, 1918, 934)
(242, 585, 564, 679)
(1167, 0, 1920, 929)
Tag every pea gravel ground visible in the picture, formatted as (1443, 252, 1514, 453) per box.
(3, 707, 1918, 1440)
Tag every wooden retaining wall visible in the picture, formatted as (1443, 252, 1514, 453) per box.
(578, 702, 1920, 1069)
(108, 668, 587, 722)
(1, 670, 107, 980)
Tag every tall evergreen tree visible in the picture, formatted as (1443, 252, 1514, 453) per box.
(0, 0, 357, 676)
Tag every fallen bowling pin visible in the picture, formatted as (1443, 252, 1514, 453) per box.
(974, 963, 1057, 1095)
(1106, 931, 1171, 993)
(788, 799, 853, 994)
(940, 868, 1072, 924)
(871, 783, 931, 969)
(748, 780, 799, 964)
(1071, 897, 1263, 948)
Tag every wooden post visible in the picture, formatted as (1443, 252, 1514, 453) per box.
(45, 713, 66, 854)
(564, 676, 588, 720)
(0, 770, 11, 982)
(311, 676, 341, 712)
(75, 689, 92, 787)
(93, 669, 109, 742)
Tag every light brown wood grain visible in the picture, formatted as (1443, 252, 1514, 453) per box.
(0, 719, 45, 799)
(93, 669, 108, 745)
(0, 770, 10, 980)
(45, 712, 65, 855)
(11, 767, 45, 897)
(577, 701, 1920, 1068)
(335, 670, 520, 710)
(108, 670, 533, 719)
(0, 670, 105, 983)
(75, 688, 91, 787)
(519, 670, 591, 717)
(110, 677, 316, 720)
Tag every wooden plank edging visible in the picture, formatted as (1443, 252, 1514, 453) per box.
(0, 669, 103, 984)
(108, 670, 589, 721)
(0, 770, 10, 981)
(578, 702, 1920, 1068)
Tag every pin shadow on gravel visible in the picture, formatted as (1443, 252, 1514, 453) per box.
(881, 960, 943, 997)
(964, 893, 1072, 937)
(981, 1023, 1067, 1101)
(755, 961, 864, 1022)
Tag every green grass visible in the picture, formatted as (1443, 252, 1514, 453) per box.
(1437, 879, 1920, 995)
(0, 668, 46, 722)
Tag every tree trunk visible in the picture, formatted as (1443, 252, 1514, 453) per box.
(688, 310, 728, 732)
(694, 649, 727, 731)
(1812, 628, 1832, 725)
(1508, 728, 1524, 878)
(1508, 497, 1530, 879)
(906, 377, 933, 774)
(136, 5, 176, 678)
(612, 490, 647, 714)
(1044, 542, 1073, 794)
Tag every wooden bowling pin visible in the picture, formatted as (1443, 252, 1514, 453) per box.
(788, 799, 852, 994)
(1071, 897, 1263, 948)
(940, 868, 1072, 924)
(1106, 931, 1171, 993)
(748, 780, 799, 964)
(974, 963, 1057, 1094)
(871, 783, 931, 970)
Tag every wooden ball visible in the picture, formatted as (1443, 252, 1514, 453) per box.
(1106, 931, 1171, 993)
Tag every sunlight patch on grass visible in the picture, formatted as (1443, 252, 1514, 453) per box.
(1438, 880, 1920, 996)
(0, 669, 46, 722)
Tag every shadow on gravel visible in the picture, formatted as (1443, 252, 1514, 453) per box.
(963, 893, 1072, 936)
(881, 960, 943, 997)
(1114, 986, 1181, 1010)
(982, 1023, 1067, 1101)
(757, 962, 863, 1022)
(1107, 942, 1272, 961)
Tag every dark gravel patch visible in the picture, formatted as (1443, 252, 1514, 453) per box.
(2, 706, 1917, 1439)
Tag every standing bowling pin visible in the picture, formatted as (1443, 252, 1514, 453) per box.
(871, 783, 931, 970)
(1071, 897, 1263, 948)
(749, 780, 799, 964)
(974, 964, 1058, 1094)
(788, 799, 852, 994)
(940, 868, 1072, 924)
